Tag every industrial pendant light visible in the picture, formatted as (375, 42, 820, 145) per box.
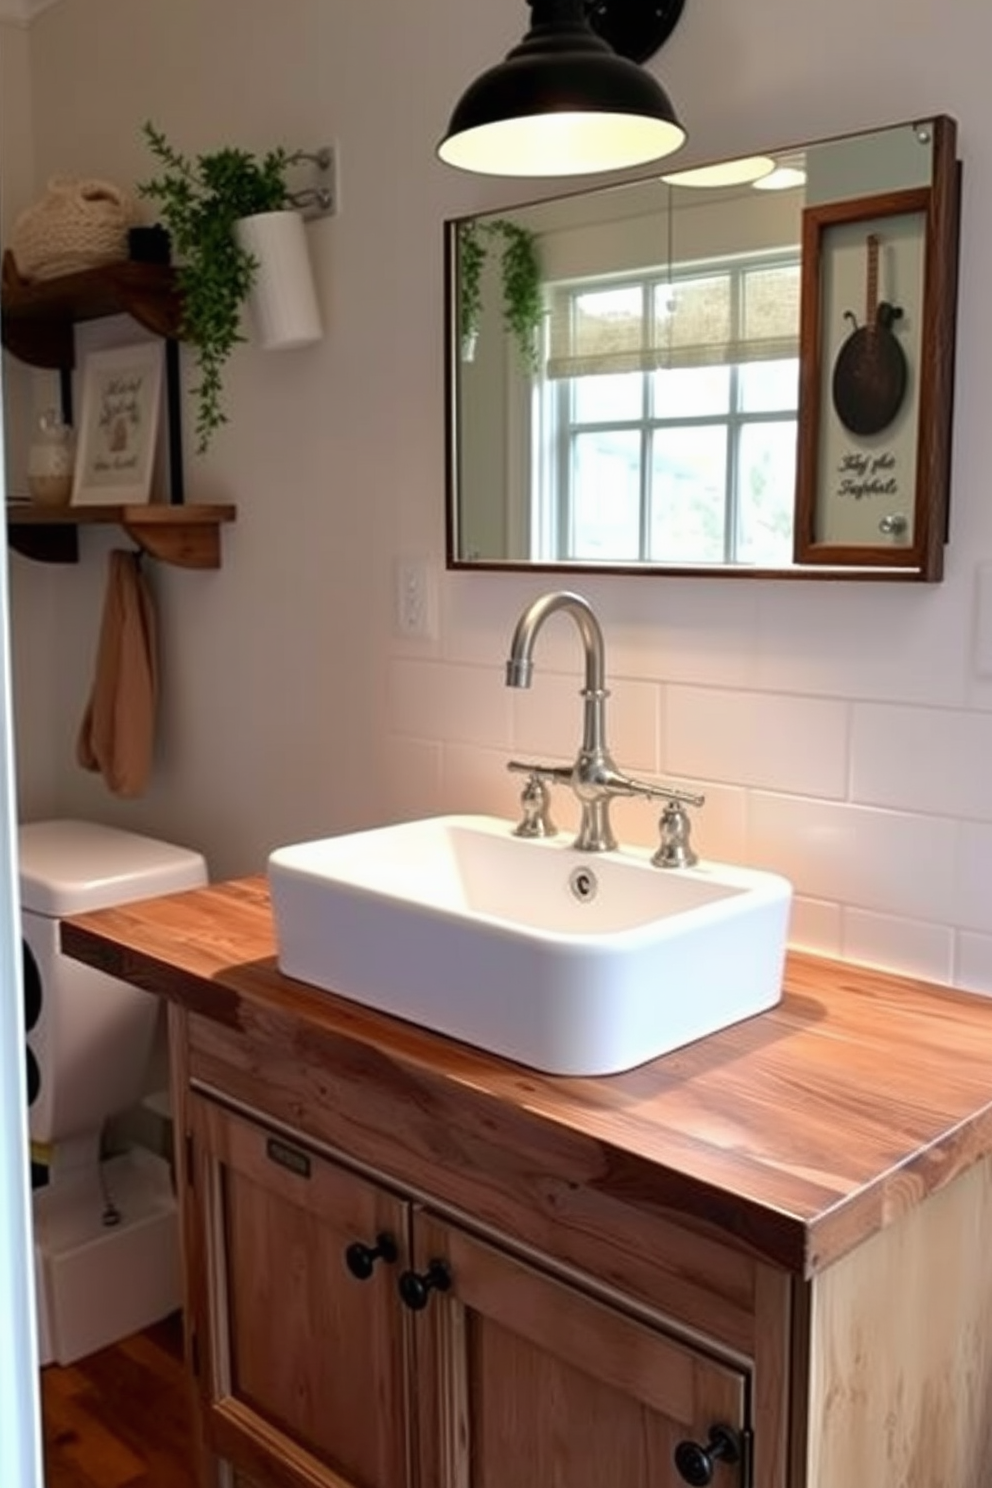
(438, 0, 687, 179)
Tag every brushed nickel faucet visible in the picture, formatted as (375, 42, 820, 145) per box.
(505, 590, 704, 857)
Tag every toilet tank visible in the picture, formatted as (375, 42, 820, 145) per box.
(19, 819, 207, 917)
(19, 820, 208, 1146)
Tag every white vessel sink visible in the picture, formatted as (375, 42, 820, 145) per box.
(268, 814, 792, 1077)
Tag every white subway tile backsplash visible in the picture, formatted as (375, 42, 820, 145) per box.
(510, 672, 579, 761)
(379, 735, 443, 820)
(667, 686, 848, 797)
(956, 933, 992, 997)
(748, 793, 958, 924)
(851, 703, 992, 819)
(607, 794, 657, 849)
(754, 582, 971, 706)
(610, 681, 663, 774)
(688, 783, 748, 864)
(604, 581, 761, 689)
(388, 658, 512, 748)
(511, 673, 661, 774)
(447, 579, 615, 675)
(787, 897, 842, 958)
(842, 909, 954, 985)
(442, 574, 550, 666)
(444, 577, 761, 688)
(439, 741, 527, 820)
(955, 821, 992, 934)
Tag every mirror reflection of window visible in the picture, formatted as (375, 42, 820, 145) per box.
(538, 252, 800, 565)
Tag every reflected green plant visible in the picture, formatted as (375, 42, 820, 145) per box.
(458, 216, 543, 373)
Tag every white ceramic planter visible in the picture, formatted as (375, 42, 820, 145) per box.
(234, 209, 323, 351)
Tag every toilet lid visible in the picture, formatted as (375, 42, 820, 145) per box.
(18, 819, 207, 916)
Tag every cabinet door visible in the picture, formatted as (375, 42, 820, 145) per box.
(187, 1093, 411, 1488)
(411, 1212, 750, 1488)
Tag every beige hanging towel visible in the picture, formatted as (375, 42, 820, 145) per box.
(77, 549, 158, 797)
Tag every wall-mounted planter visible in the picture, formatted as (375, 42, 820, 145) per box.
(234, 210, 323, 351)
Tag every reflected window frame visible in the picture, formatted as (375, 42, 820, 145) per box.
(539, 249, 801, 565)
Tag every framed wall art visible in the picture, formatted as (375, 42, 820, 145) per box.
(70, 341, 164, 507)
(794, 115, 960, 579)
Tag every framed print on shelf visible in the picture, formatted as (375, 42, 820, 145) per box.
(793, 114, 960, 580)
(71, 341, 164, 507)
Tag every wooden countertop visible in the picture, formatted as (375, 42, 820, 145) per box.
(62, 875, 992, 1278)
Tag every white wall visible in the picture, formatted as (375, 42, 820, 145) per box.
(4, 0, 992, 991)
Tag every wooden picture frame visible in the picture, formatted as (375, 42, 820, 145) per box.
(794, 117, 960, 579)
(70, 341, 164, 507)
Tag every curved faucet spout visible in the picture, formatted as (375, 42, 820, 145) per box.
(505, 590, 617, 850)
(505, 590, 606, 697)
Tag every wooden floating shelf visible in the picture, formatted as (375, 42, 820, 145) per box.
(1, 253, 182, 369)
(1, 261, 237, 573)
(5, 503, 236, 569)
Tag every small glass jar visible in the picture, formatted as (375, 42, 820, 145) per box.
(27, 410, 75, 507)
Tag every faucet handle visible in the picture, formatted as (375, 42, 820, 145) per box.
(507, 760, 571, 838)
(652, 800, 699, 869)
(511, 772, 558, 839)
(607, 773, 704, 868)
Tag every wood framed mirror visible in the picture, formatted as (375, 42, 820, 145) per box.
(445, 115, 961, 581)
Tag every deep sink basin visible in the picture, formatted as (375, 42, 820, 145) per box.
(268, 814, 792, 1077)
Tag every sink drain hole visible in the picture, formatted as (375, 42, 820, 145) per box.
(568, 867, 599, 903)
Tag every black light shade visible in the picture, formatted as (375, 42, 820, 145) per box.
(438, 0, 686, 178)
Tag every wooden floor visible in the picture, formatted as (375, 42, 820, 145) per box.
(40, 1313, 197, 1488)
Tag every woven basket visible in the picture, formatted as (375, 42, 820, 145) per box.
(10, 176, 139, 282)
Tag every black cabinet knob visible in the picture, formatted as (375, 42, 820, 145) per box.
(674, 1425, 741, 1486)
(344, 1232, 398, 1280)
(397, 1260, 452, 1311)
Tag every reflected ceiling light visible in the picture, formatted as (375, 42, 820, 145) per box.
(661, 155, 776, 188)
(752, 164, 807, 191)
(437, 0, 687, 179)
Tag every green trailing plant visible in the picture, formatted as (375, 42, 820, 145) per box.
(458, 219, 487, 358)
(458, 216, 543, 373)
(138, 121, 292, 452)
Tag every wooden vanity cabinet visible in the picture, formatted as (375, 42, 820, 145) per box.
(184, 1081, 751, 1488)
(182, 1048, 992, 1488)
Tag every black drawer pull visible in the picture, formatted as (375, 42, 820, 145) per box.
(674, 1424, 741, 1485)
(397, 1260, 452, 1311)
(344, 1232, 398, 1280)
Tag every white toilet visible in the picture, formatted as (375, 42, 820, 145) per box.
(20, 819, 207, 1365)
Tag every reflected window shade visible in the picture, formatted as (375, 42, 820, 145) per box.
(742, 262, 801, 357)
(547, 263, 800, 379)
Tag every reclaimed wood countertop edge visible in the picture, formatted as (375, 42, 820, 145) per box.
(59, 876, 992, 1280)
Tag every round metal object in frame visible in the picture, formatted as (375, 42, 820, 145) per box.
(831, 314, 907, 436)
(585, 0, 686, 62)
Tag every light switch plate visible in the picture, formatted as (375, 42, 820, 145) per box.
(394, 559, 437, 640)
